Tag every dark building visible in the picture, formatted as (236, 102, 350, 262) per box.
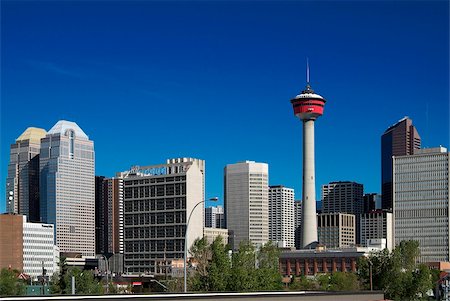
(6, 127, 47, 222)
(363, 193, 381, 213)
(381, 117, 421, 210)
(95, 176, 107, 255)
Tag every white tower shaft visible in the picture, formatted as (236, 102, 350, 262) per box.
(301, 119, 318, 247)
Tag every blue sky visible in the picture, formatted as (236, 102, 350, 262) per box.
(1, 1, 449, 211)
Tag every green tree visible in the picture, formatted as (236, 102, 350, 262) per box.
(289, 275, 317, 290)
(189, 237, 211, 291)
(229, 240, 257, 291)
(358, 240, 433, 300)
(0, 268, 25, 296)
(208, 236, 231, 291)
(64, 268, 103, 295)
(255, 241, 282, 291)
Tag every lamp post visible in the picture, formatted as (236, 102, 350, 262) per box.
(184, 197, 218, 293)
(100, 255, 110, 294)
(368, 258, 373, 291)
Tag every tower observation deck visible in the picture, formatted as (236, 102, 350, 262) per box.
(290, 73, 326, 249)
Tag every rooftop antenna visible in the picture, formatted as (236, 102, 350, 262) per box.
(306, 57, 310, 85)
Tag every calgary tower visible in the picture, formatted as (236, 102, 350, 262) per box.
(290, 62, 326, 248)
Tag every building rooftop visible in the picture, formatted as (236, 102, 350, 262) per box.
(16, 127, 47, 143)
(47, 120, 89, 140)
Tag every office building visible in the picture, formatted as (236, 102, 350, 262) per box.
(0, 214, 24, 272)
(394, 146, 450, 262)
(317, 213, 355, 248)
(224, 161, 269, 249)
(6, 127, 47, 222)
(268, 185, 295, 248)
(290, 71, 327, 248)
(40, 120, 95, 256)
(294, 200, 302, 249)
(382, 117, 421, 210)
(360, 210, 393, 251)
(120, 158, 205, 274)
(205, 205, 225, 228)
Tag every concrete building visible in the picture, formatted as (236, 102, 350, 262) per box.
(269, 186, 295, 248)
(6, 127, 47, 222)
(290, 72, 326, 248)
(40, 120, 95, 256)
(0, 214, 59, 278)
(205, 205, 225, 228)
(394, 146, 450, 262)
(224, 161, 269, 249)
(120, 158, 205, 274)
(317, 213, 355, 248)
(294, 200, 302, 249)
(382, 117, 421, 210)
(360, 210, 393, 251)
(203, 228, 229, 244)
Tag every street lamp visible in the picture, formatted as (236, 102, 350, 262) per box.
(184, 197, 218, 293)
(99, 255, 110, 294)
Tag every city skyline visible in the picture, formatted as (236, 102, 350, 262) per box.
(2, 1, 449, 211)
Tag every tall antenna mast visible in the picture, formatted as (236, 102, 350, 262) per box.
(306, 57, 310, 84)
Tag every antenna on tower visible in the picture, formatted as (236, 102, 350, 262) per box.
(306, 57, 310, 84)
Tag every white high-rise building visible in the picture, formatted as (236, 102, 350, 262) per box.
(22, 216, 59, 278)
(225, 161, 269, 249)
(268, 186, 294, 248)
(394, 146, 450, 262)
(40, 120, 95, 256)
(205, 206, 225, 228)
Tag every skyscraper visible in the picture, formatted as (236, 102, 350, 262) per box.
(290, 67, 326, 248)
(120, 158, 205, 274)
(40, 120, 95, 256)
(224, 161, 269, 249)
(6, 127, 47, 222)
(381, 117, 421, 210)
(268, 185, 294, 248)
(394, 147, 449, 262)
(95, 176, 124, 256)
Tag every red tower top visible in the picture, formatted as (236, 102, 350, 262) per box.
(290, 83, 326, 121)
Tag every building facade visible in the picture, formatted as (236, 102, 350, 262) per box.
(382, 117, 421, 210)
(0, 214, 24, 272)
(317, 213, 355, 248)
(205, 205, 225, 228)
(321, 181, 364, 215)
(203, 228, 229, 244)
(6, 127, 47, 222)
(360, 210, 393, 251)
(40, 120, 95, 256)
(363, 193, 382, 213)
(121, 158, 205, 274)
(268, 186, 295, 248)
(224, 161, 269, 249)
(294, 200, 302, 249)
(394, 147, 450, 262)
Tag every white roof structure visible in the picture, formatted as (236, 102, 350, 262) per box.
(294, 92, 325, 100)
(47, 120, 89, 140)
